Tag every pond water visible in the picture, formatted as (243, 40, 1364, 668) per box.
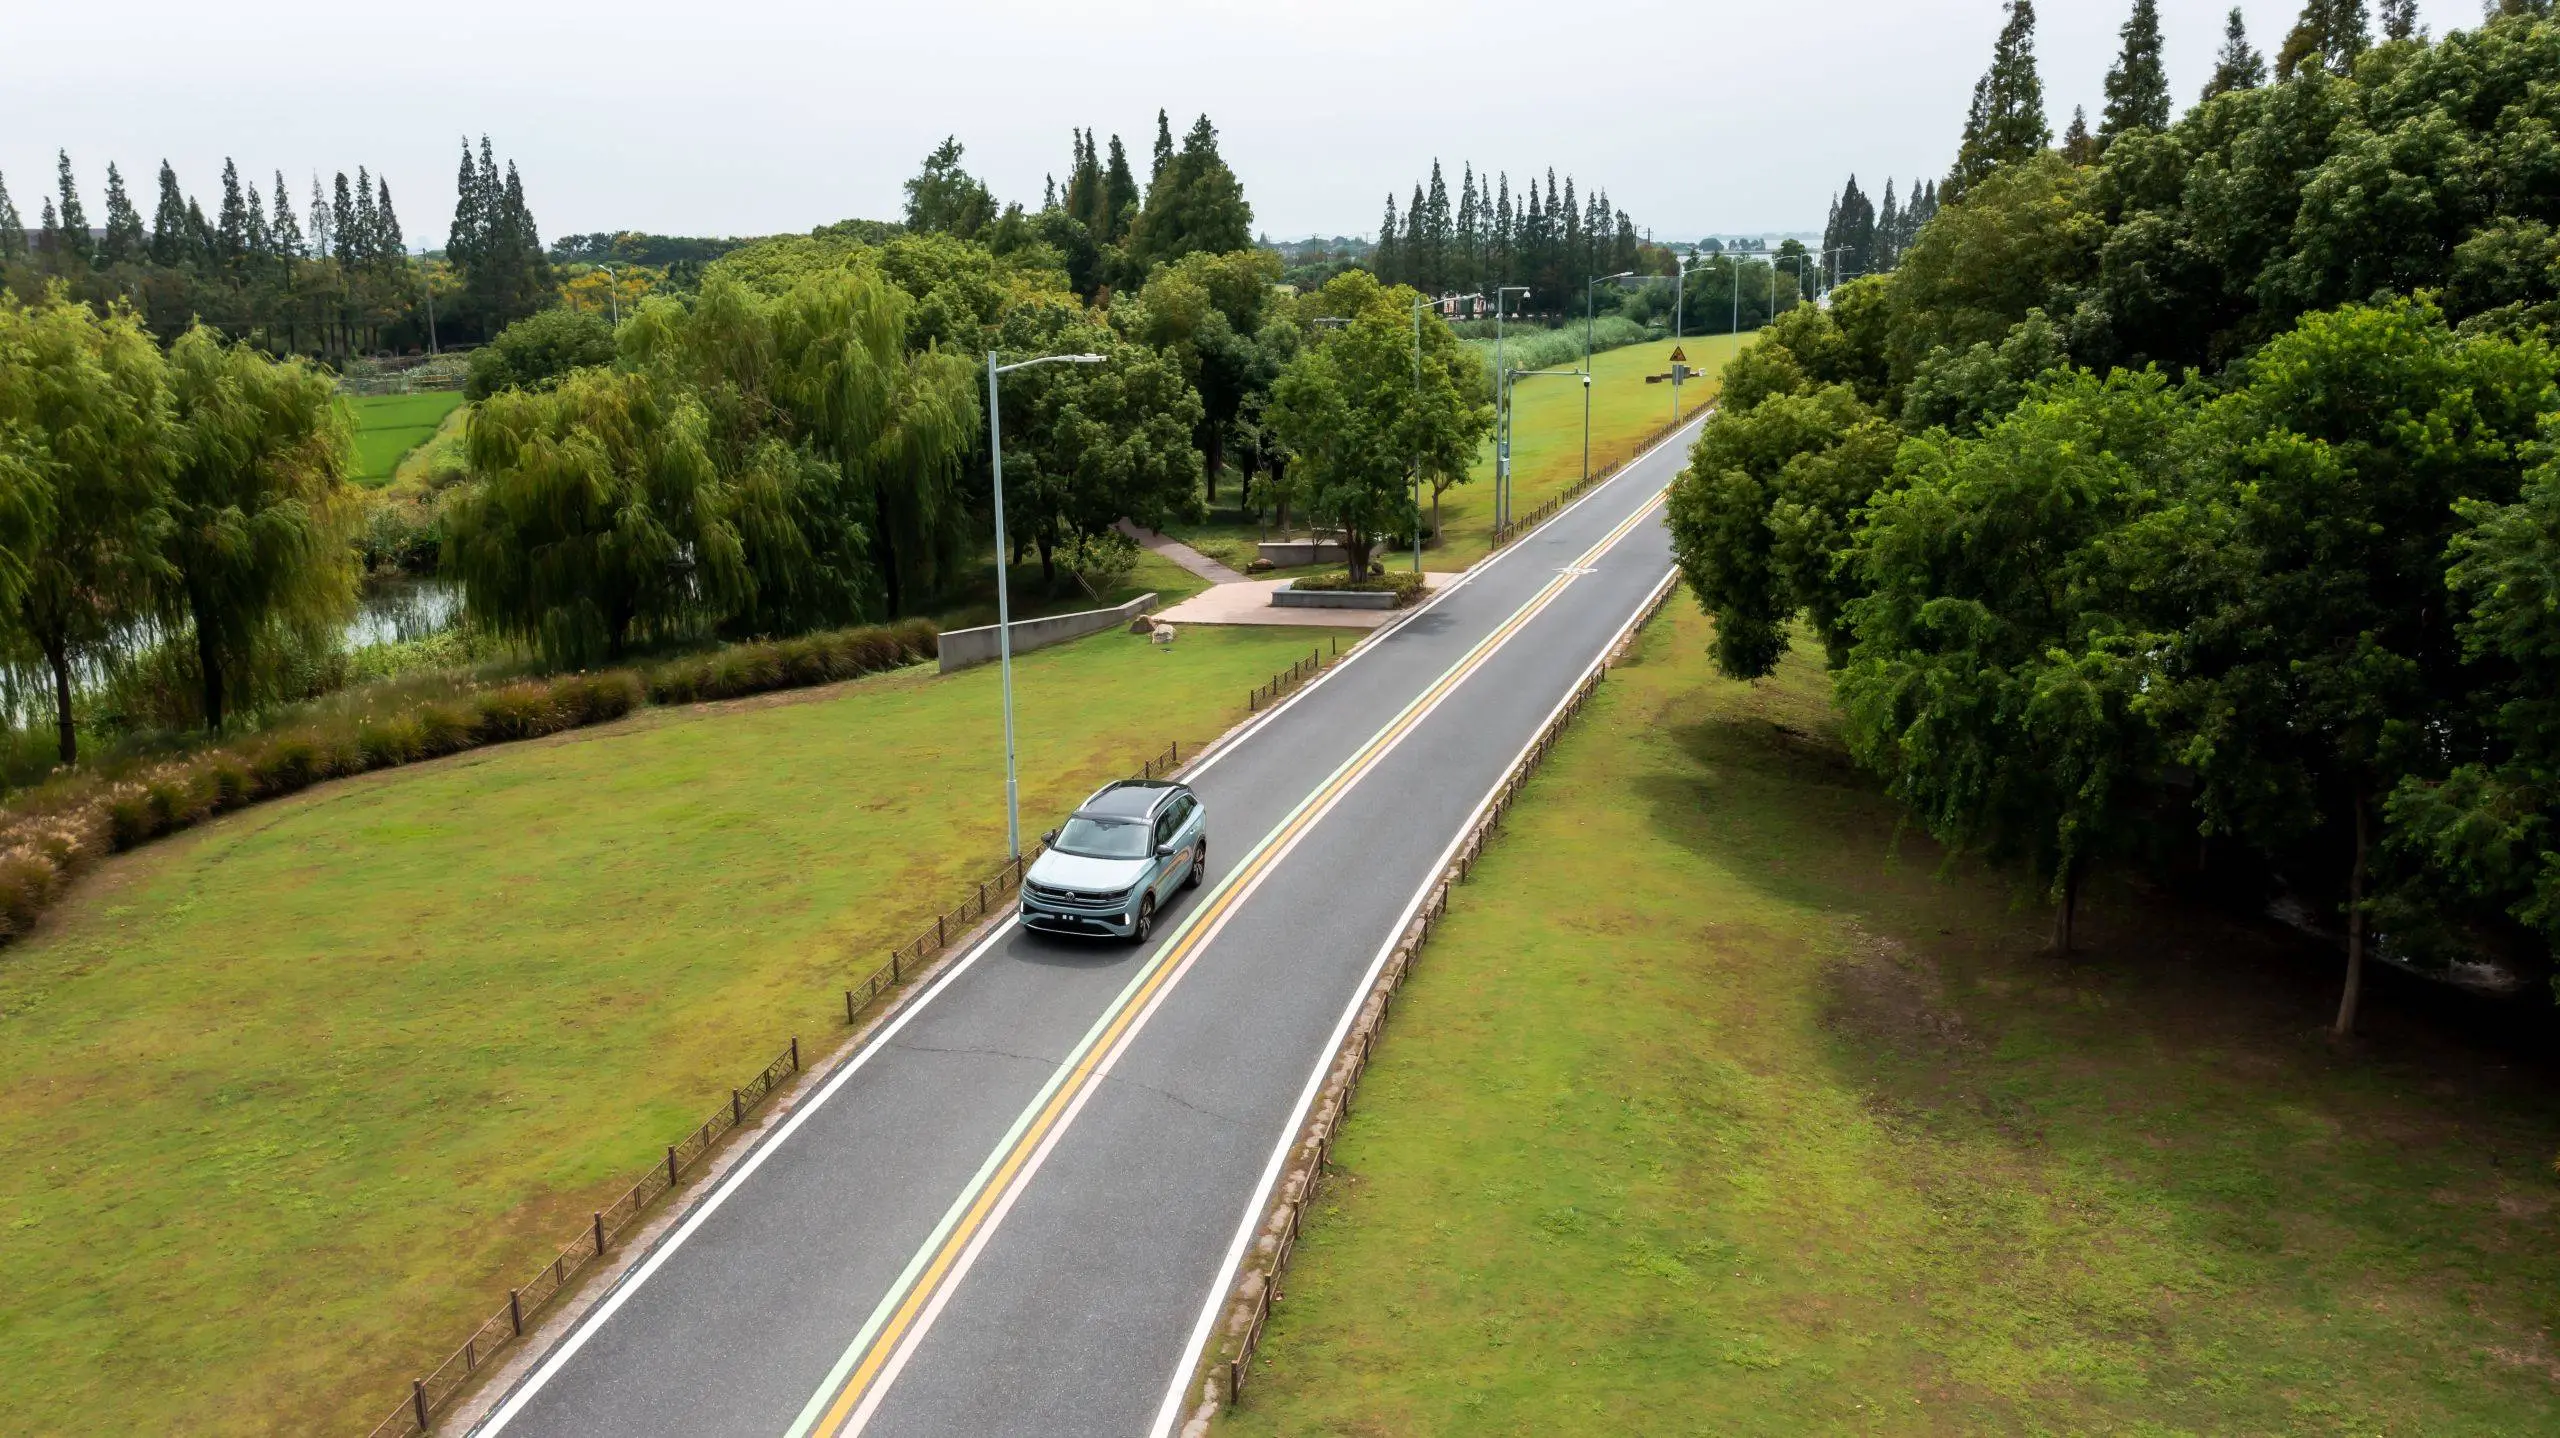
(346, 578, 463, 649)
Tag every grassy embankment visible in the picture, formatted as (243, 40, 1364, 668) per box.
(1169, 331, 1746, 577)
(0, 622, 1335, 1436)
(1222, 603, 2560, 1436)
(346, 391, 466, 487)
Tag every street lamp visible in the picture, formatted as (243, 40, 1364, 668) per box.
(1582, 271, 1636, 484)
(1491, 284, 1532, 529)
(985, 349, 1107, 860)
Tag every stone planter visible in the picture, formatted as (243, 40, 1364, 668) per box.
(1272, 582, 1401, 610)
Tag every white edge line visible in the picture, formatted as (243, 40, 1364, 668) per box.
(473, 918, 1020, 1435)
(473, 406, 1710, 1436)
(1145, 562, 1684, 1437)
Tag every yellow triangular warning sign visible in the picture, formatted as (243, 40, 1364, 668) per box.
(1669, 346, 1687, 363)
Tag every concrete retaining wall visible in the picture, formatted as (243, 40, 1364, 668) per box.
(1256, 538, 1348, 566)
(1271, 584, 1400, 610)
(937, 592, 1158, 673)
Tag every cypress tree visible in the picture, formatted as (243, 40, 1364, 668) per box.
(375, 176, 404, 265)
(0, 173, 22, 262)
(100, 163, 145, 265)
(1876, 180, 1901, 270)
(37, 198, 59, 263)
(2100, 0, 2171, 145)
(55, 152, 93, 267)
(184, 198, 214, 268)
(1404, 183, 1428, 286)
(1101, 134, 1138, 245)
(270, 172, 304, 259)
(217, 159, 249, 265)
(331, 172, 357, 265)
(2062, 106, 2101, 164)
(2203, 7, 2268, 98)
(1494, 172, 1513, 281)
(2279, 0, 2369, 80)
(1374, 193, 1402, 283)
(448, 138, 483, 275)
(1456, 165, 1481, 291)
(1064, 129, 1103, 235)
(147, 162, 186, 266)
(352, 167, 379, 262)
(1425, 160, 1451, 291)
(307, 174, 333, 261)
(1949, 2, 2049, 201)
(245, 185, 269, 264)
(2379, 0, 2416, 42)
(1150, 109, 1174, 184)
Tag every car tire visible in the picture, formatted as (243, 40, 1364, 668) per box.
(1134, 893, 1157, 943)
(1185, 841, 1206, 890)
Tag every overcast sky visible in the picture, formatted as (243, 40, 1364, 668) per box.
(0, 1, 2483, 250)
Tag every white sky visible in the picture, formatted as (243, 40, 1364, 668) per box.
(0, 1, 2482, 250)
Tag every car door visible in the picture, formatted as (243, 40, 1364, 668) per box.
(1150, 803, 1182, 901)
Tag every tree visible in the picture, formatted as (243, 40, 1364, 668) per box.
(1101, 134, 1139, 248)
(0, 297, 167, 762)
(2101, 0, 2172, 145)
(2278, 0, 2369, 79)
(0, 174, 21, 263)
(2061, 107, 2101, 165)
(1126, 114, 1253, 269)
(2165, 300, 2556, 1035)
(2379, 0, 2417, 42)
(464, 308, 617, 400)
(160, 327, 357, 732)
(449, 137, 551, 338)
(374, 177, 403, 264)
(268, 172, 303, 259)
(1263, 272, 1489, 581)
(989, 298, 1202, 586)
(1950, 2, 2051, 200)
(903, 136, 997, 240)
(54, 153, 92, 269)
(449, 366, 747, 665)
(1123, 248, 1282, 499)
(99, 164, 144, 267)
(2203, 6, 2268, 99)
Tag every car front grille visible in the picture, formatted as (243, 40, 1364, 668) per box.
(1024, 881, 1129, 914)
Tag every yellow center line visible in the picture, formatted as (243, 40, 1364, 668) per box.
(797, 489, 1666, 1437)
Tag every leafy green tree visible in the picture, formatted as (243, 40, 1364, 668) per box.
(148, 162, 187, 266)
(903, 136, 997, 240)
(161, 327, 356, 731)
(1839, 369, 2193, 949)
(464, 307, 617, 400)
(2101, 0, 2172, 145)
(0, 173, 23, 263)
(1900, 309, 2071, 436)
(1949, 1, 2051, 200)
(0, 296, 167, 762)
(1127, 115, 1254, 269)
(2278, 0, 2369, 79)
(2203, 6, 2268, 98)
(2379, 0, 2418, 42)
(1101, 134, 1139, 248)
(1264, 272, 1489, 580)
(98, 164, 144, 267)
(2061, 106, 2101, 165)
(2165, 300, 2556, 1035)
(989, 298, 1202, 586)
(1123, 248, 1282, 498)
(448, 367, 746, 665)
(1889, 153, 2100, 384)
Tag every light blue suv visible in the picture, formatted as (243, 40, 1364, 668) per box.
(1019, 780, 1207, 942)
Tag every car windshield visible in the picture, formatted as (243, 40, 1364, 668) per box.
(1052, 815, 1152, 859)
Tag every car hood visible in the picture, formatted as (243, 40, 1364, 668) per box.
(1026, 850, 1151, 894)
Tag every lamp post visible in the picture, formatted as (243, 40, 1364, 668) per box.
(1412, 290, 1484, 573)
(985, 349, 1107, 860)
(1491, 284, 1532, 529)
(1581, 271, 1636, 484)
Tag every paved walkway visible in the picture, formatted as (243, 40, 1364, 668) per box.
(1116, 520, 1247, 585)
(1151, 572, 1453, 630)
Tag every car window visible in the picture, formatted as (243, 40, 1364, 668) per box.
(1173, 795, 1196, 828)
(1153, 808, 1177, 847)
(1053, 816, 1150, 859)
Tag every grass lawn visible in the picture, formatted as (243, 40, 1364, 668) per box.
(0, 623, 1335, 1436)
(346, 391, 466, 488)
(1221, 602, 2560, 1436)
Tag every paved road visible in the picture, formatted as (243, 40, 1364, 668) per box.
(472, 420, 1696, 1438)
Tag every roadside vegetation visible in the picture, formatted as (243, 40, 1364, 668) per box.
(345, 390, 462, 486)
(1223, 603, 2560, 1436)
(1671, 2, 2560, 1034)
(0, 620, 1331, 1437)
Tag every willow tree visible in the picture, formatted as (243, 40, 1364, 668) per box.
(0, 296, 164, 762)
(161, 327, 355, 732)
(447, 366, 748, 666)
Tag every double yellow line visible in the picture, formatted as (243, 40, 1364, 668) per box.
(787, 489, 1667, 1438)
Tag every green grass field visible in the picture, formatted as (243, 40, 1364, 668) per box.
(346, 391, 466, 488)
(0, 623, 1335, 1435)
(1221, 603, 2560, 1436)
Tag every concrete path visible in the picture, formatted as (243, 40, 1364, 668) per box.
(1151, 573, 1454, 630)
(1116, 520, 1247, 585)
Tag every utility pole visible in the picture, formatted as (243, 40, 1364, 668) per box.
(1492, 284, 1531, 529)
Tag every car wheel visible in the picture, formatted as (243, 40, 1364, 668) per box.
(1185, 841, 1206, 890)
(1134, 893, 1157, 943)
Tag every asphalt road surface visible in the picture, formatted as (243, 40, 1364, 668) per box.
(471, 418, 1697, 1438)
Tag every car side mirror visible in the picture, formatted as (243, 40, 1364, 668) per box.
(1156, 842, 1175, 858)
(1043, 829, 1059, 846)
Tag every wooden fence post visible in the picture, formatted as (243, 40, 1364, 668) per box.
(845, 989, 855, 1024)
(509, 1288, 523, 1336)
(666, 1146, 679, 1186)
(733, 1088, 744, 1126)
(791, 1036, 800, 1071)
(593, 1212, 605, 1255)
(413, 1378, 431, 1429)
